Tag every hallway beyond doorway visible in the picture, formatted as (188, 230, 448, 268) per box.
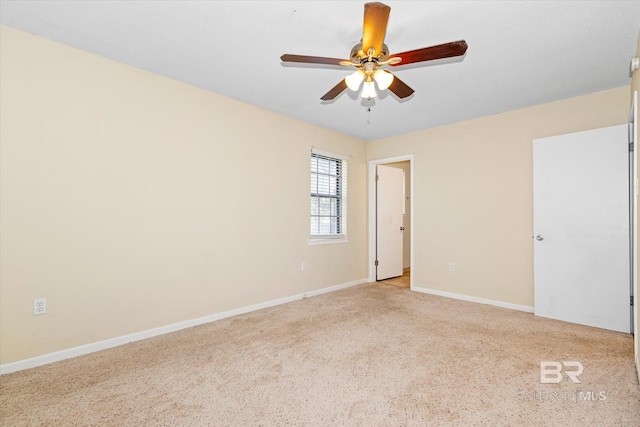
(379, 268, 410, 288)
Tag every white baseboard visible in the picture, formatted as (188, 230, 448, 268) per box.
(411, 286, 534, 313)
(303, 279, 366, 298)
(0, 278, 367, 375)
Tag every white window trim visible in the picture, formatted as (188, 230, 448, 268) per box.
(311, 148, 348, 161)
(308, 237, 349, 245)
(310, 148, 348, 244)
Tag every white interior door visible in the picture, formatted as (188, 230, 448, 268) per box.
(376, 165, 404, 280)
(533, 124, 630, 333)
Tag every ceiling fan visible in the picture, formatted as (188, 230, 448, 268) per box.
(280, 2, 468, 101)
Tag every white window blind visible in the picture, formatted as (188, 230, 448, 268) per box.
(310, 149, 347, 238)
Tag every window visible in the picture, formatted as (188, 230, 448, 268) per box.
(310, 149, 347, 241)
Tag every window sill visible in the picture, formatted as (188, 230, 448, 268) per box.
(308, 237, 349, 246)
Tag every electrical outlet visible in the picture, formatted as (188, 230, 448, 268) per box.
(449, 263, 456, 272)
(33, 298, 46, 315)
(301, 262, 307, 272)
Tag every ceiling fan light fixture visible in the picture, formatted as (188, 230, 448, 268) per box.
(280, 2, 467, 101)
(361, 80, 377, 99)
(345, 70, 365, 91)
(373, 69, 394, 90)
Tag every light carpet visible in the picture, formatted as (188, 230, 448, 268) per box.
(1, 283, 639, 426)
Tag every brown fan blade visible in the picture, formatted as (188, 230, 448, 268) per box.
(387, 74, 414, 99)
(280, 54, 349, 66)
(389, 40, 468, 67)
(362, 2, 391, 57)
(321, 79, 348, 101)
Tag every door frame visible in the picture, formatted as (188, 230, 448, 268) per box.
(630, 92, 637, 336)
(368, 155, 414, 287)
(630, 91, 638, 374)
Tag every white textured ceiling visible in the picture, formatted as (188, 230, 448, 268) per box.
(1, 1, 639, 141)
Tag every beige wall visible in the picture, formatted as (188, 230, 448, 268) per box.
(0, 26, 367, 365)
(368, 86, 630, 307)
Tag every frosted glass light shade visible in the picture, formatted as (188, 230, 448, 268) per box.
(345, 70, 365, 91)
(361, 81, 377, 99)
(374, 69, 394, 90)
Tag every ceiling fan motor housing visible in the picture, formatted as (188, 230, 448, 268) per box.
(351, 42, 390, 64)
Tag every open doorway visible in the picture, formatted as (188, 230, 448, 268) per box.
(368, 155, 414, 289)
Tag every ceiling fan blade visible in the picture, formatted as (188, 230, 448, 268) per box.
(280, 54, 350, 66)
(321, 79, 348, 101)
(387, 74, 414, 99)
(362, 2, 391, 57)
(389, 40, 468, 66)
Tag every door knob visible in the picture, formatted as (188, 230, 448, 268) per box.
(535, 234, 544, 241)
